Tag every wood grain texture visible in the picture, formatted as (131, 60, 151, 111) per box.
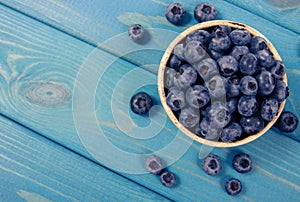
(0, 115, 170, 202)
(1, 0, 299, 67)
(0, 3, 300, 202)
(224, 0, 300, 33)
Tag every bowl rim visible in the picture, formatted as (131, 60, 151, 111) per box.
(158, 20, 287, 148)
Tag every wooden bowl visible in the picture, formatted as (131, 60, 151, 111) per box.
(158, 20, 287, 148)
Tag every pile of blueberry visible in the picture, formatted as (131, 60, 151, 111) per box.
(201, 152, 252, 196)
(164, 22, 291, 142)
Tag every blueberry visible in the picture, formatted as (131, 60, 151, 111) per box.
(250, 36, 268, 53)
(226, 76, 240, 97)
(144, 155, 164, 174)
(179, 107, 200, 128)
(213, 25, 232, 35)
(164, 68, 177, 88)
(256, 49, 275, 68)
(239, 53, 258, 75)
(195, 117, 221, 140)
(166, 88, 186, 111)
(256, 69, 276, 96)
(232, 153, 252, 173)
(229, 29, 251, 45)
(240, 115, 264, 135)
(186, 85, 210, 109)
(202, 154, 222, 175)
(173, 64, 198, 89)
(130, 92, 153, 114)
(205, 75, 226, 98)
(186, 29, 210, 45)
(209, 31, 231, 52)
(225, 178, 242, 196)
(217, 55, 238, 77)
(238, 95, 258, 117)
(260, 98, 279, 121)
(173, 43, 185, 61)
(220, 122, 242, 142)
(227, 97, 237, 114)
(276, 111, 298, 133)
(194, 58, 219, 81)
(184, 40, 206, 64)
(165, 3, 186, 25)
(160, 171, 176, 187)
(194, 2, 217, 23)
(128, 24, 145, 42)
(230, 45, 249, 61)
(168, 54, 182, 70)
(207, 101, 231, 128)
(239, 76, 258, 96)
(208, 48, 224, 60)
(271, 80, 289, 103)
(269, 60, 286, 79)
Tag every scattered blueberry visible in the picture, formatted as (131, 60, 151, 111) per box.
(239, 76, 258, 96)
(186, 85, 210, 109)
(168, 54, 182, 70)
(239, 53, 258, 75)
(160, 171, 176, 187)
(256, 68, 276, 95)
(220, 122, 242, 142)
(250, 36, 268, 53)
(209, 31, 231, 52)
(194, 58, 219, 81)
(184, 40, 206, 64)
(205, 75, 226, 98)
(166, 88, 186, 111)
(164, 68, 177, 88)
(226, 76, 240, 97)
(229, 29, 251, 46)
(240, 115, 264, 135)
(194, 2, 217, 23)
(230, 45, 249, 61)
(217, 55, 239, 77)
(276, 111, 298, 133)
(128, 24, 145, 42)
(173, 64, 198, 89)
(232, 153, 252, 173)
(130, 92, 153, 114)
(256, 49, 275, 68)
(225, 178, 242, 196)
(179, 107, 200, 128)
(207, 101, 231, 128)
(165, 3, 186, 25)
(186, 29, 210, 45)
(195, 117, 221, 140)
(260, 98, 279, 121)
(173, 43, 185, 61)
(271, 80, 289, 103)
(144, 155, 164, 174)
(227, 97, 237, 114)
(202, 154, 222, 175)
(238, 95, 258, 117)
(269, 60, 286, 79)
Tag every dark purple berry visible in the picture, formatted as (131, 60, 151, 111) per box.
(128, 24, 145, 42)
(226, 76, 240, 97)
(164, 68, 176, 88)
(232, 153, 252, 173)
(207, 101, 231, 128)
(213, 25, 231, 35)
(186, 29, 210, 45)
(184, 40, 206, 64)
(205, 75, 226, 98)
(209, 31, 231, 52)
(239, 76, 258, 96)
(217, 55, 239, 77)
(260, 98, 279, 121)
(160, 171, 176, 187)
(195, 58, 219, 81)
(256, 69, 276, 96)
(238, 95, 258, 117)
(269, 60, 286, 79)
(165, 3, 186, 25)
(144, 155, 164, 174)
(276, 111, 298, 133)
(166, 88, 186, 111)
(173, 64, 198, 89)
(130, 92, 153, 114)
(239, 53, 258, 75)
(227, 97, 237, 114)
(221, 122, 242, 142)
(271, 80, 289, 103)
(168, 54, 182, 70)
(186, 85, 210, 109)
(225, 178, 242, 196)
(194, 3, 217, 23)
(202, 154, 222, 175)
(195, 117, 220, 140)
(229, 29, 251, 45)
(240, 115, 264, 135)
(256, 49, 275, 68)
(230, 45, 249, 61)
(173, 43, 185, 61)
(250, 36, 268, 53)
(179, 107, 200, 128)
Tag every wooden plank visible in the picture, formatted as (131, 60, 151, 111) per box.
(1, 0, 299, 67)
(0, 115, 170, 202)
(224, 0, 300, 33)
(0, 3, 300, 202)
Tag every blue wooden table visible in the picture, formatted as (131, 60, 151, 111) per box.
(0, 0, 299, 201)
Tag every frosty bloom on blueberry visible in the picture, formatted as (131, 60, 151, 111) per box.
(165, 3, 186, 25)
(128, 24, 145, 42)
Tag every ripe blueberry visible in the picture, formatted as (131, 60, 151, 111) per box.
(227, 97, 237, 114)
(207, 101, 231, 128)
(186, 29, 210, 45)
(194, 2, 217, 23)
(226, 76, 240, 97)
(166, 88, 186, 111)
(269, 60, 286, 79)
(230, 45, 249, 61)
(221, 122, 242, 142)
(184, 40, 206, 64)
(232, 153, 252, 173)
(168, 54, 182, 70)
(205, 75, 226, 98)
(128, 24, 145, 42)
(256, 69, 276, 96)
(165, 3, 186, 25)
(173, 43, 185, 61)
(240, 115, 264, 135)
(229, 29, 251, 46)
(239, 75, 258, 96)
(250, 36, 268, 53)
(239, 53, 258, 75)
(160, 171, 176, 187)
(238, 95, 258, 117)
(276, 111, 298, 133)
(213, 25, 232, 35)
(179, 107, 200, 128)
(202, 154, 222, 175)
(260, 98, 279, 121)
(144, 155, 164, 174)
(271, 80, 289, 103)
(209, 31, 231, 52)
(225, 178, 242, 196)
(195, 117, 220, 140)
(130, 92, 153, 114)
(173, 64, 198, 89)
(256, 49, 275, 68)
(164, 68, 177, 88)
(194, 58, 219, 81)
(217, 55, 239, 77)
(186, 85, 210, 109)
